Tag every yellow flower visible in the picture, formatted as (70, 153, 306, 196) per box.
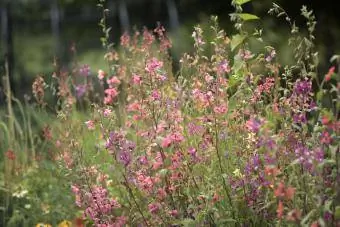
(36, 224, 52, 227)
(233, 168, 244, 178)
(58, 220, 72, 227)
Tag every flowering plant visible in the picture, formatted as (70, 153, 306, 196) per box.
(32, 1, 340, 226)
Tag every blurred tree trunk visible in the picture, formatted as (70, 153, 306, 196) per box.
(1, 1, 14, 98)
(118, 0, 130, 33)
(166, 0, 179, 30)
(50, 0, 61, 57)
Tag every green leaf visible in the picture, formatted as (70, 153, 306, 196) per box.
(230, 13, 260, 21)
(233, 0, 252, 5)
(301, 209, 316, 225)
(335, 206, 340, 220)
(230, 34, 246, 51)
(217, 218, 237, 224)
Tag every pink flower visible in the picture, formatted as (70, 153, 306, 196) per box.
(161, 136, 172, 148)
(246, 117, 262, 133)
(320, 131, 332, 144)
(204, 73, 214, 83)
(171, 132, 184, 143)
(157, 188, 167, 200)
(169, 210, 178, 217)
(217, 60, 231, 74)
(151, 89, 161, 101)
(145, 58, 163, 73)
(104, 88, 119, 97)
(148, 203, 160, 214)
(325, 66, 335, 82)
(106, 76, 121, 86)
(85, 120, 95, 130)
(213, 104, 228, 114)
(104, 88, 119, 104)
(103, 108, 112, 117)
(132, 74, 142, 85)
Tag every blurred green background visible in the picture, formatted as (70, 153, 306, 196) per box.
(1, 0, 339, 101)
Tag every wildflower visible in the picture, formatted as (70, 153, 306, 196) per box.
(277, 200, 284, 219)
(204, 73, 214, 83)
(274, 182, 295, 200)
(213, 192, 220, 203)
(161, 136, 172, 148)
(188, 147, 197, 158)
(151, 89, 161, 101)
(321, 115, 331, 125)
(310, 221, 320, 227)
(265, 49, 276, 62)
(36, 224, 52, 227)
(264, 166, 280, 177)
(148, 203, 160, 214)
(32, 75, 46, 105)
(104, 88, 119, 104)
(57, 220, 72, 227)
(157, 188, 167, 200)
(246, 117, 262, 133)
(325, 66, 335, 81)
(85, 120, 95, 130)
(142, 29, 155, 49)
(97, 69, 106, 80)
(293, 78, 312, 95)
(132, 74, 142, 85)
(293, 113, 307, 124)
(120, 32, 130, 47)
(5, 149, 16, 160)
(286, 209, 301, 222)
(171, 132, 184, 143)
(104, 88, 118, 97)
(145, 58, 163, 73)
(217, 60, 231, 74)
(320, 131, 332, 144)
(106, 76, 121, 86)
(119, 151, 131, 166)
(114, 216, 127, 226)
(213, 104, 228, 114)
(79, 64, 91, 76)
(192, 26, 205, 47)
(75, 84, 87, 98)
(239, 49, 253, 60)
(233, 168, 243, 178)
(169, 210, 178, 217)
(103, 108, 112, 117)
(324, 211, 333, 222)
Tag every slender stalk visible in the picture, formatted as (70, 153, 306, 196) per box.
(123, 174, 150, 227)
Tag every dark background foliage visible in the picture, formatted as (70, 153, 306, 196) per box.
(0, 0, 339, 101)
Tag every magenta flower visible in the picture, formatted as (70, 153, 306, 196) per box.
(132, 74, 142, 85)
(79, 64, 91, 76)
(161, 135, 172, 148)
(148, 203, 160, 214)
(85, 120, 95, 130)
(145, 58, 163, 73)
(246, 118, 262, 133)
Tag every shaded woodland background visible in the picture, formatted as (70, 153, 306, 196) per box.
(1, 0, 339, 101)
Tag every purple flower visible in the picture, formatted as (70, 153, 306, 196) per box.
(246, 118, 262, 133)
(79, 64, 91, 76)
(293, 79, 312, 95)
(75, 84, 87, 98)
(293, 113, 307, 124)
(119, 151, 131, 166)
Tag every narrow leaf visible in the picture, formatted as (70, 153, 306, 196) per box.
(230, 13, 260, 21)
(233, 0, 252, 5)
